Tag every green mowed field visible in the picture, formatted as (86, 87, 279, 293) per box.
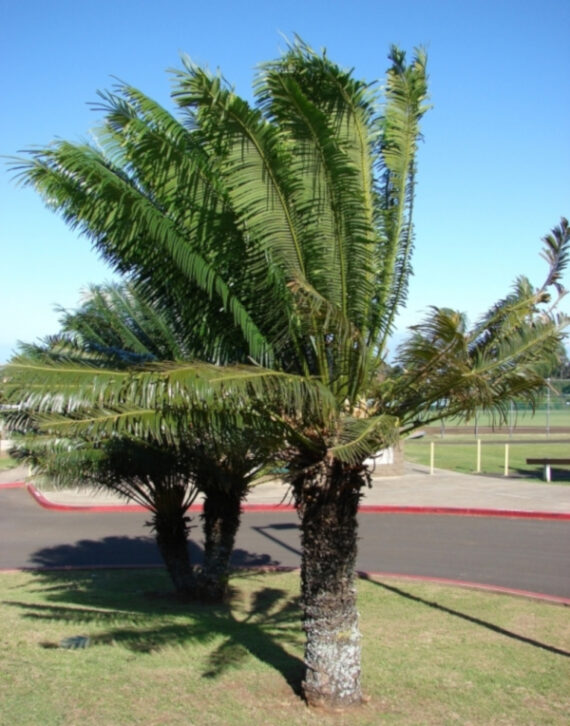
(405, 436, 570, 481)
(407, 408, 569, 479)
(1, 569, 569, 725)
(436, 407, 569, 433)
(0, 454, 19, 471)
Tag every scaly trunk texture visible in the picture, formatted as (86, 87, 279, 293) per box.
(150, 484, 195, 596)
(293, 458, 366, 709)
(198, 480, 244, 602)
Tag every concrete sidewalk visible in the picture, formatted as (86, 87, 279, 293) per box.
(2, 462, 569, 514)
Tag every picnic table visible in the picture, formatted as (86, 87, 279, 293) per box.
(526, 458, 570, 482)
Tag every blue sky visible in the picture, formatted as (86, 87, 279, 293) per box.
(1, 0, 568, 362)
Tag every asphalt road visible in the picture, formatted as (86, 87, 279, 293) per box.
(1, 487, 569, 599)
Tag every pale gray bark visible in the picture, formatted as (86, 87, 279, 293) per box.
(293, 458, 366, 708)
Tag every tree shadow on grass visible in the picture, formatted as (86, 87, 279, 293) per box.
(4, 553, 305, 694)
(361, 574, 570, 658)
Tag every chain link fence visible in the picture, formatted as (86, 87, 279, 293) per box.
(432, 380, 570, 437)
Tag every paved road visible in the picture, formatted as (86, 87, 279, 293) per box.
(2, 487, 569, 599)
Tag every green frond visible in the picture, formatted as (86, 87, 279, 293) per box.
(329, 414, 399, 464)
(93, 83, 230, 241)
(11, 433, 200, 511)
(469, 313, 567, 378)
(174, 65, 308, 282)
(470, 281, 551, 363)
(57, 282, 188, 362)
(538, 216, 569, 297)
(30, 406, 169, 442)
(13, 142, 273, 365)
(2, 357, 129, 405)
(2, 355, 339, 445)
(147, 361, 338, 423)
(391, 302, 568, 433)
(373, 46, 430, 355)
(256, 45, 377, 320)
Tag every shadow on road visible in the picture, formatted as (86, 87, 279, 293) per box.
(28, 535, 282, 570)
(251, 523, 301, 558)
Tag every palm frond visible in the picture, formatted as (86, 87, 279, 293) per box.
(56, 282, 189, 362)
(391, 303, 567, 433)
(2, 355, 339, 445)
(12, 139, 274, 366)
(174, 63, 309, 283)
(538, 216, 569, 298)
(256, 43, 377, 316)
(373, 46, 430, 355)
(12, 433, 200, 511)
(322, 414, 399, 465)
(255, 39, 386, 396)
(329, 413, 399, 465)
(2, 357, 129, 408)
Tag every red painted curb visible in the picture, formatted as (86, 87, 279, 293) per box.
(0, 481, 26, 489)
(27, 484, 148, 513)
(25, 484, 297, 513)
(357, 505, 570, 520)
(1, 482, 566, 520)
(24, 483, 570, 519)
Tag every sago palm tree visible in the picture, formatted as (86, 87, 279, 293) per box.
(3, 38, 568, 708)
(8, 282, 290, 600)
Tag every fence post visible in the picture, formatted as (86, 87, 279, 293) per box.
(504, 443, 509, 477)
(430, 441, 435, 475)
(546, 380, 551, 438)
(476, 438, 481, 473)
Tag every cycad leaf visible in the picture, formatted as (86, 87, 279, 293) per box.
(329, 414, 399, 464)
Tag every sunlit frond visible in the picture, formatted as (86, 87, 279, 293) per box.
(12, 138, 273, 366)
(538, 217, 569, 298)
(373, 46, 430, 355)
(2, 356, 339, 444)
(391, 302, 568, 434)
(329, 414, 399, 464)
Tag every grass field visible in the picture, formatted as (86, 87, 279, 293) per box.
(435, 407, 569, 434)
(1, 569, 569, 725)
(0, 455, 18, 471)
(405, 435, 570, 482)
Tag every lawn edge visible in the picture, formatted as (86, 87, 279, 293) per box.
(0, 563, 568, 607)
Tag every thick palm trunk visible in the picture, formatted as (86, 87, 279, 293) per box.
(293, 459, 365, 709)
(152, 506, 195, 596)
(198, 482, 244, 602)
(150, 484, 195, 596)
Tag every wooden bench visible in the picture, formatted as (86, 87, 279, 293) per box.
(526, 458, 570, 482)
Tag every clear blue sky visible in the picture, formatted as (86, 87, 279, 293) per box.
(1, 0, 568, 362)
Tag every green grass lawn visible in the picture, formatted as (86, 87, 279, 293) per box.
(1, 569, 568, 725)
(438, 407, 570, 433)
(0, 455, 18, 471)
(405, 436, 570, 482)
